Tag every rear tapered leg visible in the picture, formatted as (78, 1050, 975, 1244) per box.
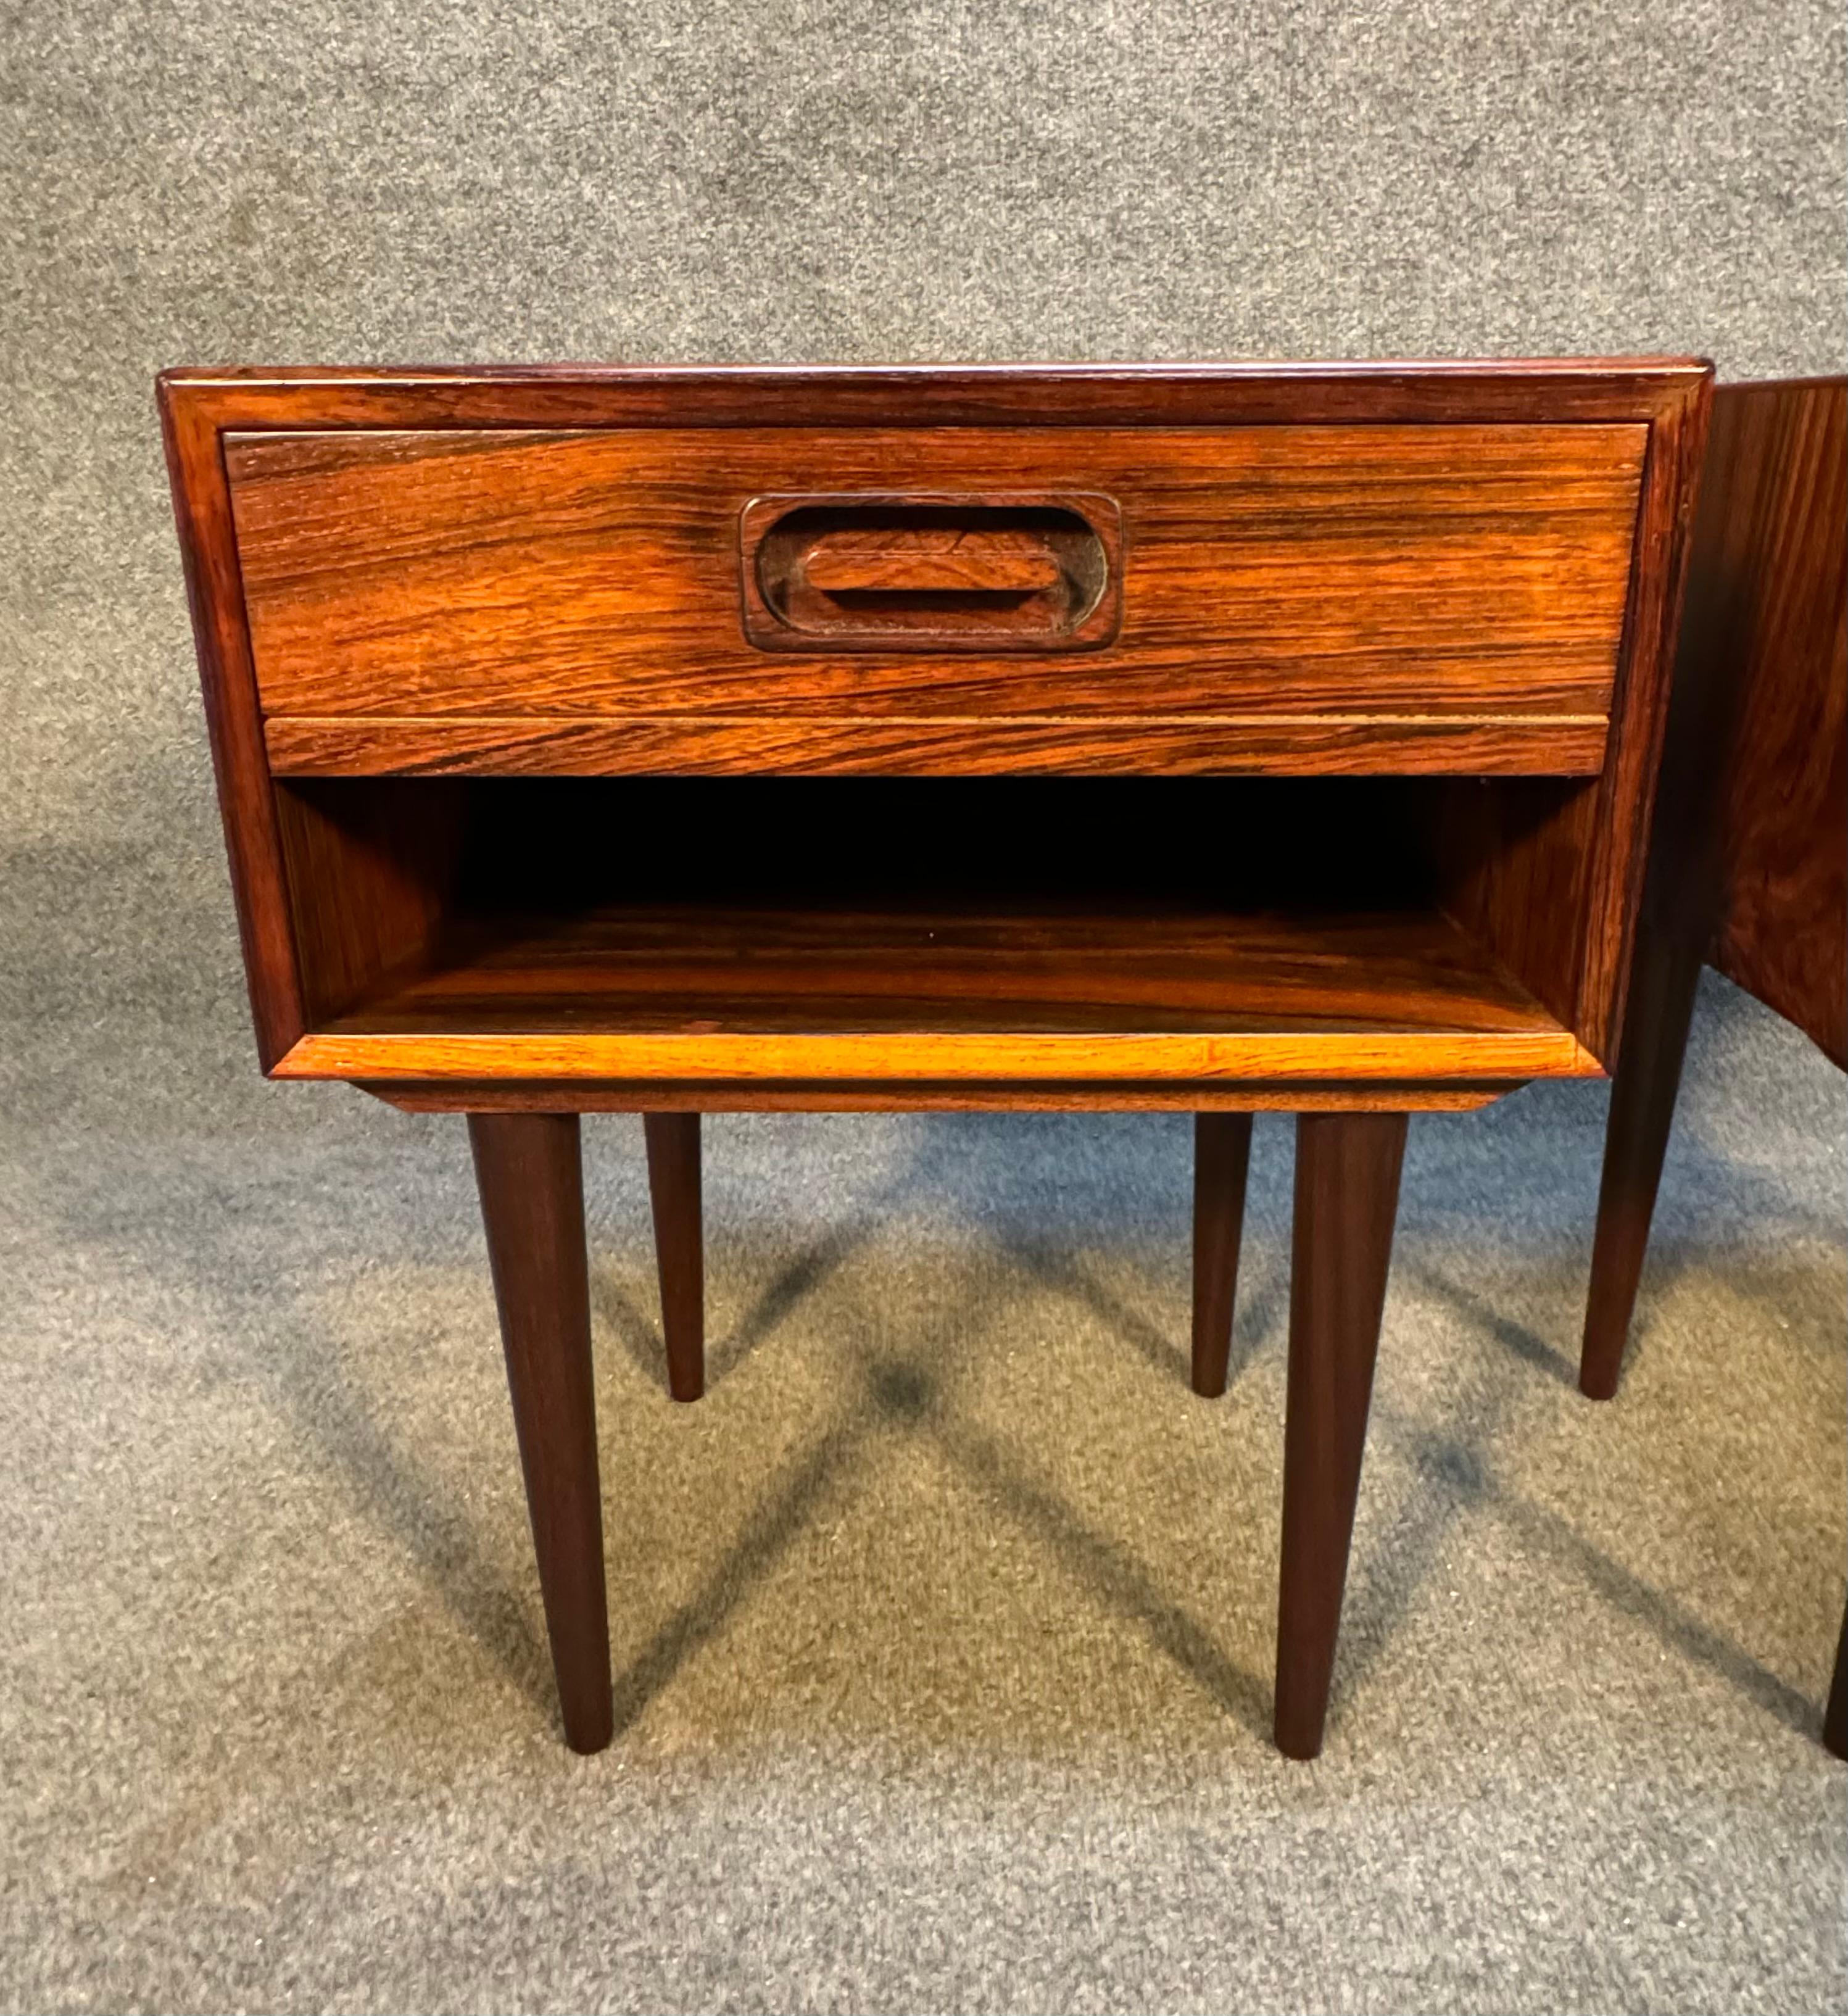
(644, 1113, 704, 1403)
(1825, 1604, 1848, 1761)
(1191, 1113, 1254, 1396)
(1274, 1110, 1408, 1760)
(1580, 924, 1705, 1400)
(468, 1113, 613, 1754)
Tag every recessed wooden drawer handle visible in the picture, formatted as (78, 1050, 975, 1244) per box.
(740, 492, 1124, 652)
(804, 529, 1064, 597)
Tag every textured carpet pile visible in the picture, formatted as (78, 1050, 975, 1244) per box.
(2, 5, 1844, 2009)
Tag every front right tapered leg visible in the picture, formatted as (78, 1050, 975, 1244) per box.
(469, 1111, 613, 1754)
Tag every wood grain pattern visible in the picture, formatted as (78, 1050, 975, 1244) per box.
(157, 359, 1712, 432)
(286, 1030, 1591, 1083)
(1436, 776, 1599, 1040)
(740, 492, 1122, 651)
(1573, 373, 1713, 1063)
(1580, 376, 1846, 1400)
(225, 425, 1644, 729)
(1701, 381, 1848, 1063)
(152, 360, 1720, 1760)
(158, 362, 1709, 1090)
(157, 380, 305, 1068)
(263, 712, 1612, 779)
(1436, 371, 1710, 1063)
(260, 900, 1598, 1082)
(271, 780, 467, 1023)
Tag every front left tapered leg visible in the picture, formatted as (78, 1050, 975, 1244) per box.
(468, 1112, 613, 1754)
(1274, 1110, 1408, 1760)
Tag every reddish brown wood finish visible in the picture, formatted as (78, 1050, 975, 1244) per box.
(157, 362, 1710, 1092)
(1577, 378, 1845, 1758)
(1190, 1113, 1254, 1397)
(740, 492, 1123, 651)
(264, 713, 1612, 781)
(157, 381, 304, 1068)
(225, 423, 1640, 732)
(467, 1113, 612, 1752)
(156, 362, 1712, 1757)
(268, 903, 1597, 1088)
(270, 781, 466, 1023)
(1274, 1110, 1408, 1760)
(1581, 379, 1847, 1398)
(1702, 386, 1847, 1063)
(643, 1113, 704, 1403)
(155, 359, 1711, 429)
(1439, 377, 1712, 1064)
(802, 529, 1063, 594)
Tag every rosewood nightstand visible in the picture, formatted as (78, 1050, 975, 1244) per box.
(159, 362, 1709, 1755)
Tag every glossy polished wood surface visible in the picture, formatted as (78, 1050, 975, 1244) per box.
(1437, 374, 1710, 1066)
(468, 1113, 612, 1753)
(268, 903, 1596, 1084)
(228, 425, 1641, 748)
(1581, 378, 1847, 1401)
(159, 376, 304, 1067)
(159, 361, 1715, 1759)
(265, 711, 1612, 780)
(1580, 380, 1846, 1756)
(158, 363, 1717, 1089)
(1700, 383, 1847, 1063)
(1274, 1111, 1408, 1759)
(158, 359, 1710, 429)
(739, 492, 1124, 652)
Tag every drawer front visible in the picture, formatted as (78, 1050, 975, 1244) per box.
(228, 423, 1646, 765)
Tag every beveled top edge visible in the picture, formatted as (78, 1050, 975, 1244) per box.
(159, 356, 1714, 388)
(156, 357, 1713, 436)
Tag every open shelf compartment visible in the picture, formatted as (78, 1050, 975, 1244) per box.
(267, 776, 1601, 1087)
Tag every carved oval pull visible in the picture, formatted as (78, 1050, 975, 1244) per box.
(740, 493, 1123, 652)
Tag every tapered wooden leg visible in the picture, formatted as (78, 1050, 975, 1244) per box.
(468, 1113, 613, 1754)
(1275, 1110, 1408, 1760)
(1580, 923, 1705, 1400)
(1191, 1112, 1254, 1396)
(1825, 1604, 1848, 1761)
(644, 1113, 704, 1403)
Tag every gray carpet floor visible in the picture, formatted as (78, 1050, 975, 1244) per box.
(3, 5, 1845, 2010)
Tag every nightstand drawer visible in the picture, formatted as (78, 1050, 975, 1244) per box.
(228, 423, 1645, 778)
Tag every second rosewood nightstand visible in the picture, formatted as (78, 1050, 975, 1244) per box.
(159, 361, 1710, 1754)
